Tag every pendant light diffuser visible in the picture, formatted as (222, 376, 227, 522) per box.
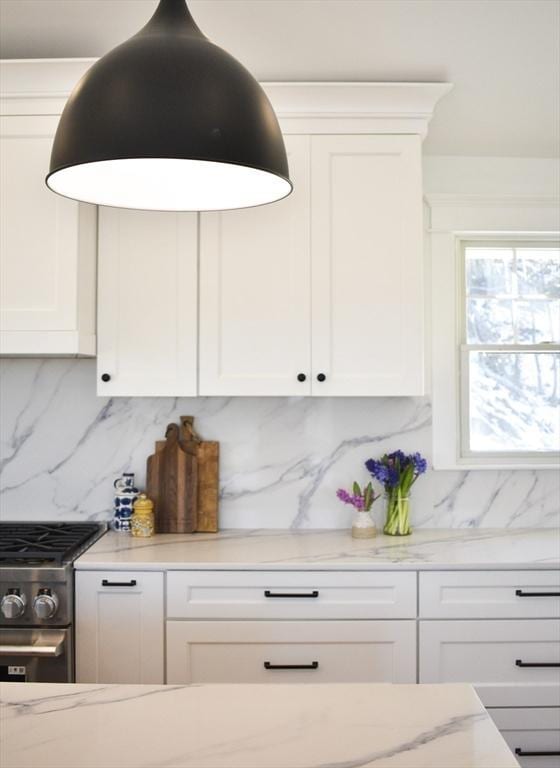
(46, 0, 291, 211)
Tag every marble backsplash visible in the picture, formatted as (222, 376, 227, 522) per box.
(0, 359, 558, 529)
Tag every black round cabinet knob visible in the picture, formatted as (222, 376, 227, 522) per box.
(317, 373, 326, 382)
(101, 373, 111, 382)
(297, 373, 307, 382)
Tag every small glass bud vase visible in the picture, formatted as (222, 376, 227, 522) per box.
(351, 510, 376, 539)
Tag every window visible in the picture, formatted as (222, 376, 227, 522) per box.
(461, 242, 560, 458)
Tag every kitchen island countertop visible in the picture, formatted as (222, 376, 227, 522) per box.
(0, 681, 518, 768)
(75, 527, 559, 570)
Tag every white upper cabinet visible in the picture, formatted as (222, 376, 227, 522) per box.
(0, 114, 96, 356)
(97, 208, 198, 396)
(311, 135, 424, 396)
(199, 133, 424, 396)
(199, 135, 312, 396)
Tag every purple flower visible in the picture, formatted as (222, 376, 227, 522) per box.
(365, 450, 428, 493)
(411, 452, 427, 475)
(336, 488, 366, 511)
(336, 488, 353, 504)
(352, 494, 365, 511)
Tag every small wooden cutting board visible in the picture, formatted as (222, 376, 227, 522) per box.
(147, 423, 198, 533)
(180, 416, 219, 533)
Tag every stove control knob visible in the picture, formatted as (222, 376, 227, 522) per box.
(1, 589, 27, 619)
(33, 588, 59, 620)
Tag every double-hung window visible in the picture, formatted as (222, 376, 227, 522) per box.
(461, 242, 560, 460)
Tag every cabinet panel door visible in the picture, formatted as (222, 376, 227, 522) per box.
(311, 135, 424, 396)
(488, 708, 560, 768)
(199, 135, 311, 396)
(167, 570, 417, 620)
(419, 619, 560, 707)
(76, 571, 164, 684)
(167, 620, 416, 684)
(420, 571, 560, 619)
(0, 115, 95, 354)
(97, 208, 197, 396)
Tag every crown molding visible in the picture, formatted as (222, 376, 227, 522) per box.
(0, 58, 452, 136)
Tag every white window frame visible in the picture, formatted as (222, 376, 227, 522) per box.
(459, 238, 560, 462)
(429, 190, 560, 470)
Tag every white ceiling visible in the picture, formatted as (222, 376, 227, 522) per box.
(1, 0, 558, 157)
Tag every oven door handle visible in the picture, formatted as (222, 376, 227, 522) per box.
(0, 639, 65, 658)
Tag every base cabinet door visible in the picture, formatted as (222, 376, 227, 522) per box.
(76, 571, 164, 684)
(488, 708, 560, 768)
(167, 620, 416, 684)
(419, 619, 560, 707)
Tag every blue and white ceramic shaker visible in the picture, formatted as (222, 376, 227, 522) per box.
(111, 473, 139, 532)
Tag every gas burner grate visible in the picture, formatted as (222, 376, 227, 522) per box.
(0, 522, 103, 565)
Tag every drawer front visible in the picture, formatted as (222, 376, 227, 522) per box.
(419, 620, 560, 707)
(420, 571, 560, 619)
(167, 620, 416, 684)
(488, 708, 560, 768)
(166, 571, 416, 619)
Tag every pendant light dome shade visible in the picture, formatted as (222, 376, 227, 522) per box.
(46, 0, 291, 211)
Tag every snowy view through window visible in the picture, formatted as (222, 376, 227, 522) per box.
(464, 245, 560, 454)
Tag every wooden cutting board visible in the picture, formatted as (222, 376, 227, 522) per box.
(147, 423, 198, 533)
(180, 416, 219, 533)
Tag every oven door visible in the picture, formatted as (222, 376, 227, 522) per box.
(0, 628, 72, 682)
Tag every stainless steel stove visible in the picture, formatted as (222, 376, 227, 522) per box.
(0, 522, 105, 682)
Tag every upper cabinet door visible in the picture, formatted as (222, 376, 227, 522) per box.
(199, 135, 311, 396)
(97, 208, 198, 396)
(0, 115, 96, 355)
(310, 135, 424, 396)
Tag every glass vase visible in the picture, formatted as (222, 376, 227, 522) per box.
(351, 510, 376, 539)
(384, 489, 411, 536)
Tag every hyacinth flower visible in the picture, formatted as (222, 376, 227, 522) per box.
(336, 482, 379, 512)
(365, 451, 427, 536)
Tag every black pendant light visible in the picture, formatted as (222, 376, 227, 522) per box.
(46, 0, 291, 211)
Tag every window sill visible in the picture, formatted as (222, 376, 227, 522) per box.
(433, 459, 560, 471)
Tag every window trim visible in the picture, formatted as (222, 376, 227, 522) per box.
(457, 236, 560, 465)
(428, 184, 560, 472)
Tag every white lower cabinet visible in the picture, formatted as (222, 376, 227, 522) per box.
(166, 620, 416, 684)
(419, 619, 560, 706)
(488, 708, 560, 768)
(166, 570, 416, 620)
(75, 571, 164, 684)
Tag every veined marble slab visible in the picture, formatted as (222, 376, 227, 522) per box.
(75, 527, 560, 570)
(1, 359, 558, 530)
(0, 682, 518, 768)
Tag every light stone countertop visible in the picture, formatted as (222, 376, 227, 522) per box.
(75, 527, 560, 570)
(0, 682, 519, 768)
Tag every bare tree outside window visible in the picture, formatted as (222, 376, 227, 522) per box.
(461, 244, 560, 456)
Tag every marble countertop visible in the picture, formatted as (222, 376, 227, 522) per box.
(75, 527, 560, 570)
(0, 682, 518, 768)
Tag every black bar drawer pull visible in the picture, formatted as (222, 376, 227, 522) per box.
(515, 748, 560, 757)
(516, 590, 560, 597)
(264, 590, 319, 599)
(264, 661, 319, 670)
(516, 659, 560, 668)
(101, 579, 137, 587)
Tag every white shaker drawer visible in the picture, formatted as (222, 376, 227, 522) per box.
(488, 708, 560, 768)
(419, 619, 560, 707)
(167, 620, 416, 684)
(166, 571, 416, 619)
(420, 571, 560, 619)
